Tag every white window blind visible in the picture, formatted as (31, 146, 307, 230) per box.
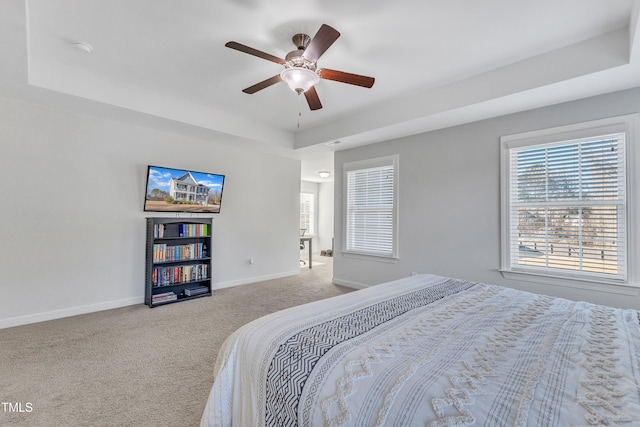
(507, 132, 627, 281)
(345, 156, 397, 258)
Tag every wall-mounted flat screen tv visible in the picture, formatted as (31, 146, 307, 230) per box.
(144, 165, 225, 214)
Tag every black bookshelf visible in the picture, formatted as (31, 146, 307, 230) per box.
(145, 217, 213, 307)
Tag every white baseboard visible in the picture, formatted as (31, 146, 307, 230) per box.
(332, 277, 370, 290)
(0, 296, 143, 330)
(0, 269, 314, 330)
(212, 270, 300, 290)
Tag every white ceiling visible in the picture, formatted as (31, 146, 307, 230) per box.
(2, 0, 640, 182)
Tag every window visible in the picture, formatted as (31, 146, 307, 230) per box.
(300, 193, 314, 236)
(500, 115, 638, 286)
(343, 155, 398, 259)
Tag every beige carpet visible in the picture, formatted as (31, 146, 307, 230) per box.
(0, 256, 348, 427)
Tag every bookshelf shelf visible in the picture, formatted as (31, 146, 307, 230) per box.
(153, 257, 212, 266)
(145, 217, 213, 307)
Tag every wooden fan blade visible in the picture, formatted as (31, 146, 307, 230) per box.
(302, 24, 340, 63)
(304, 86, 323, 110)
(242, 75, 282, 94)
(318, 68, 375, 88)
(225, 41, 285, 65)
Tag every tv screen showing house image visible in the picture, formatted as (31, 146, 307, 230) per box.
(144, 165, 225, 213)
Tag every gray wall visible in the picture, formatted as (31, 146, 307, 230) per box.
(333, 87, 640, 310)
(0, 96, 301, 328)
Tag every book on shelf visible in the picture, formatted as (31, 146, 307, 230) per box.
(178, 223, 210, 237)
(153, 222, 210, 239)
(152, 292, 177, 303)
(152, 243, 206, 263)
(153, 292, 173, 298)
(153, 224, 166, 239)
(152, 263, 209, 287)
(184, 286, 209, 296)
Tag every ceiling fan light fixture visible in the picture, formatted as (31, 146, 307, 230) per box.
(280, 67, 319, 94)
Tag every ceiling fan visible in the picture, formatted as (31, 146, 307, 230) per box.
(225, 24, 375, 111)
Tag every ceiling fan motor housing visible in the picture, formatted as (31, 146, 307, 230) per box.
(285, 49, 317, 70)
(285, 33, 316, 70)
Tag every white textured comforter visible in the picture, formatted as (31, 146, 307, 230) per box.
(200, 274, 640, 426)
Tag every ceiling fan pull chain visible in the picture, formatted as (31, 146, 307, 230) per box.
(298, 92, 302, 128)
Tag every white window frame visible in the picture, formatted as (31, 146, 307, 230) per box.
(300, 192, 315, 236)
(343, 155, 399, 260)
(500, 114, 640, 291)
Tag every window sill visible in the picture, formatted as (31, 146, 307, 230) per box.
(342, 251, 399, 264)
(499, 269, 640, 296)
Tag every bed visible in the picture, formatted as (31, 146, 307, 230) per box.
(200, 274, 640, 426)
